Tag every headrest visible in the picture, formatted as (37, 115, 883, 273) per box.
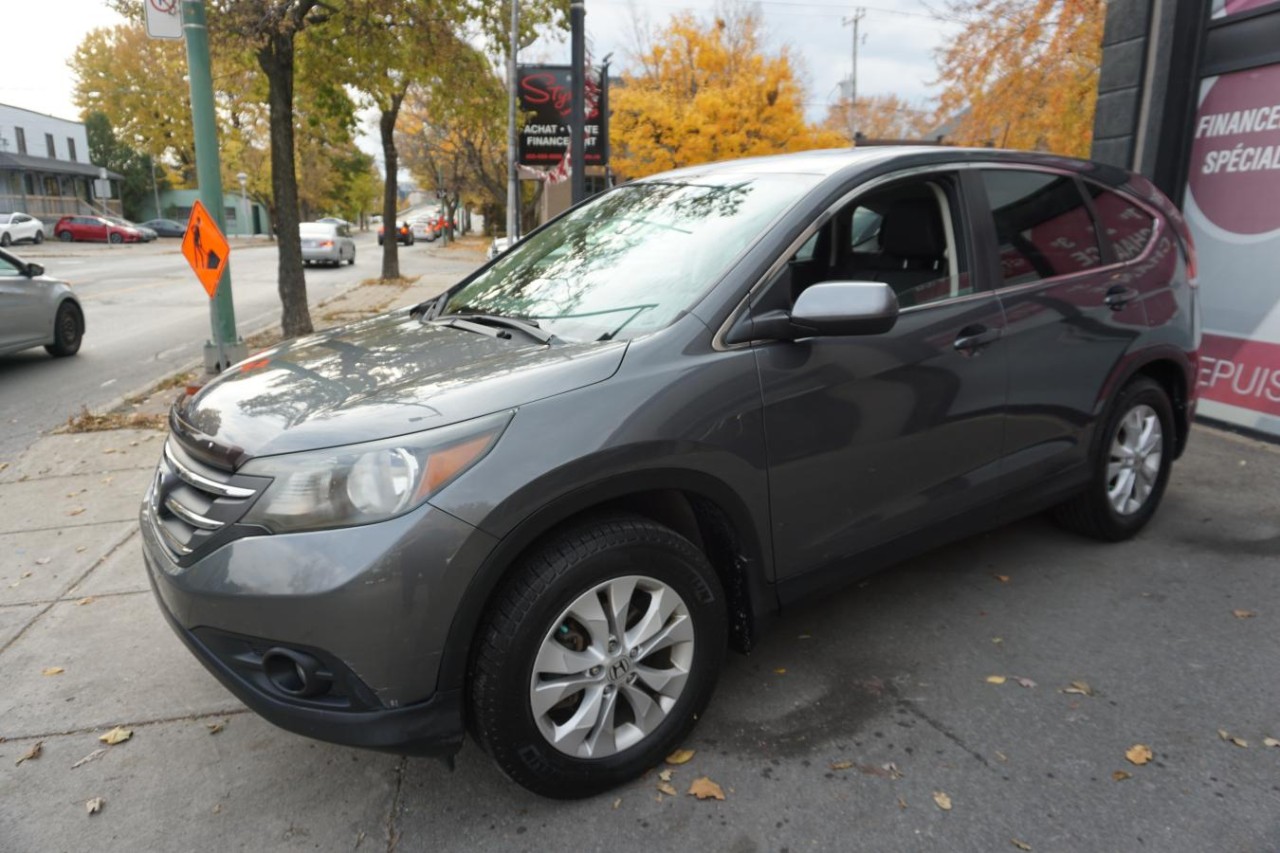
(880, 199, 945, 258)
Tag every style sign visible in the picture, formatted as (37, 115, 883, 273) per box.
(144, 0, 184, 40)
(517, 65, 608, 167)
(182, 200, 230, 299)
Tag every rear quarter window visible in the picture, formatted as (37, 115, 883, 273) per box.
(1085, 185, 1157, 263)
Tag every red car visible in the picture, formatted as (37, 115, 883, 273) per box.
(53, 215, 145, 244)
(377, 221, 414, 246)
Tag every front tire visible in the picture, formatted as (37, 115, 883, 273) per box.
(58, 230, 73, 242)
(0, 232, 10, 247)
(1052, 377, 1174, 541)
(34, 230, 44, 244)
(45, 302, 83, 357)
(470, 513, 727, 798)
(108, 232, 123, 244)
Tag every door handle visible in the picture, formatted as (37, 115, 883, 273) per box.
(1104, 285, 1139, 309)
(953, 325, 1001, 352)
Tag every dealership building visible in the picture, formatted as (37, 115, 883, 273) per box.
(1093, 0, 1280, 438)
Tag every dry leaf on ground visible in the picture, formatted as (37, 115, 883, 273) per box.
(897, 796, 907, 810)
(71, 748, 107, 770)
(98, 727, 132, 746)
(986, 675, 1007, 685)
(688, 777, 726, 800)
(15, 741, 42, 766)
(1015, 677, 1037, 689)
(657, 781, 679, 797)
(1112, 770, 1132, 781)
(665, 748, 695, 765)
(932, 791, 952, 810)
(206, 721, 225, 735)
(830, 760, 853, 770)
(76, 597, 94, 606)
(35, 557, 50, 565)
(773, 668, 787, 675)
(67, 507, 85, 517)
(86, 797, 105, 816)
(611, 798, 621, 810)
(658, 768, 672, 782)
(1125, 744, 1153, 765)
(1232, 610, 1257, 619)
(42, 666, 64, 676)
(1263, 737, 1280, 748)
(1011, 840, 1032, 851)
(993, 574, 1010, 583)
(1062, 681, 1094, 696)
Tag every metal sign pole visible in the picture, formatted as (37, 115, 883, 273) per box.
(182, 0, 244, 373)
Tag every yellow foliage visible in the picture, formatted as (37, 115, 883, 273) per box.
(823, 94, 936, 143)
(610, 11, 843, 180)
(933, 0, 1104, 156)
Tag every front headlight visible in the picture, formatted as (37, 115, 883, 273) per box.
(239, 410, 512, 533)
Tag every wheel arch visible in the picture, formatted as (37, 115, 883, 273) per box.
(437, 470, 776, 696)
(1099, 347, 1195, 458)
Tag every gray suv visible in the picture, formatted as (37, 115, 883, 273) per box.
(142, 148, 1200, 798)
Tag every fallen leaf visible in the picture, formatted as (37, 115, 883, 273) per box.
(933, 791, 952, 811)
(1012, 840, 1033, 851)
(67, 508, 85, 517)
(1229, 736, 1248, 748)
(995, 751, 1008, 763)
(880, 762, 904, 780)
(20, 571, 31, 579)
(1015, 677, 1037, 689)
(98, 727, 133, 746)
(611, 798, 621, 810)
(658, 768, 672, 782)
(75, 546, 87, 553)
(665, 748, 695, 765)
(42, 667, 64, 676)
(15, 741, 42, 766)
(656, 781, 679, 797)
(1125, 744, 1153, 765)
(897, 796, 907, 810)
(830, 760, 853, 770)
(35, 557, 50, 565)
(1062, 681, 1094, 696)
(992, 637, 1003, 644)
(0, 462, 9, 472)
(1112, 770, 1131, 781)
(86, 797, 105, 816)
(773, 668, 787, 675)
(206, 721, 225, 735)
(993, 574, 1010, 583)
(1232, 609, 1256, 619)
(986, 675, 1007, 685)
(71, 748, 107, 769)
(103, 448, 118, 454)
(1263, 737, 1280, 748)
(76, 597, 94, 606)
(687, 776, 726, 800)
(212, 803, 223, 815)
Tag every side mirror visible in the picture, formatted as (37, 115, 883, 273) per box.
(24, 263, 44, 278)
(790, 281, 898, 337)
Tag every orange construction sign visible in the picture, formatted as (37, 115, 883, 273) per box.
(181, 200, 230, 298)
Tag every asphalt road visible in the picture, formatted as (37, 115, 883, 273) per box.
(0, 235, 384, 463)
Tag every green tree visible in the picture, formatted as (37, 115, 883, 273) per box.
(84, 111, 166, 220)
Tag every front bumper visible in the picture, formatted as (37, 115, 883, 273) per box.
(140, 496, 498, 756)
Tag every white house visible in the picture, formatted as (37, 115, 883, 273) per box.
(0, 104, 122, 223)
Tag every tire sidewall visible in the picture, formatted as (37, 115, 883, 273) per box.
(1093, 379, 1175, 537)
(50, 303, 82, 356)
(477, 530, 727, 797)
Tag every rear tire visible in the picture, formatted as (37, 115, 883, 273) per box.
(45, 302, 83, 357)
(470, 513, 727, 798)
(34, 230, 44, 244)
(1051, 377, 1174, 541)
(108, 232, 123, 244)
(58, 231, 73, 242)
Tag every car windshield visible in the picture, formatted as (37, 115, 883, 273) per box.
(0, 214, 12, 224)
(300, 223, 337, 236)
(443, 174, 820, 342)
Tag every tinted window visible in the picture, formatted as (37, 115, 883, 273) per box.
(981, 170, 1101, 286)
(1085, 185, 1156, 263)
(0, 255, 21, 277)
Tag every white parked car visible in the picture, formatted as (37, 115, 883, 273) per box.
(0, 213, 45, 247)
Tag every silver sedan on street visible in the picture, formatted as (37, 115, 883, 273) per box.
(300, 221, 356, 267)
(0, 247, 84, 357)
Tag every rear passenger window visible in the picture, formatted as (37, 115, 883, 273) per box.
(981, 170, 1102, 286)
(1084, 185, 1156, 263)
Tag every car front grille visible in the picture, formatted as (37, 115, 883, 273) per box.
(149, 439, 266, 559)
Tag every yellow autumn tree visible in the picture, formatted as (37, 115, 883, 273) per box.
(610, 10, 845, 179)
(932, 0, 1104, 156)
(822, 94, 935, 143)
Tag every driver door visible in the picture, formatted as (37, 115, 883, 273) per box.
(751, 170, 1009, 580)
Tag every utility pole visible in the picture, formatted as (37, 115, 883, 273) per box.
(506, 0, 520, 242)
(842, 8, 866, 145)
(183, 0, 244, 373)
(570, 0, 586, 205)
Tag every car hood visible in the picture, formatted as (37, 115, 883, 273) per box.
(175, 309, 627, 465)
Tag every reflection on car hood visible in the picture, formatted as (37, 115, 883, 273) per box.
(177, 309, 627, 462)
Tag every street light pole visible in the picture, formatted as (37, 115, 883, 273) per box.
(506, 0, 520, 242)
(237, 171, 249, 236)
(570, 0, 586, 205)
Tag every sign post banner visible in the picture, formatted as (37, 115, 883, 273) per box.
(144, 0, 184, 39)
(1184, 63, 1280, 436)
(517, 65, 608, 168)
(182, 200, 230, 299)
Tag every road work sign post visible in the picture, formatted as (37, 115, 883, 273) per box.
(178, 0, 245, 373)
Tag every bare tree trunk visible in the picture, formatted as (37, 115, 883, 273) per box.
(379, 92, 405, 281)
(259, 32, 312, 338)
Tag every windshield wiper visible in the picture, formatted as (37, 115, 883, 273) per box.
(411, 292, 450, 320)
(430, 313, 555, 345)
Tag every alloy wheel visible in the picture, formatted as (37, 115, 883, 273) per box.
(1106, 404, 1163, 515)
